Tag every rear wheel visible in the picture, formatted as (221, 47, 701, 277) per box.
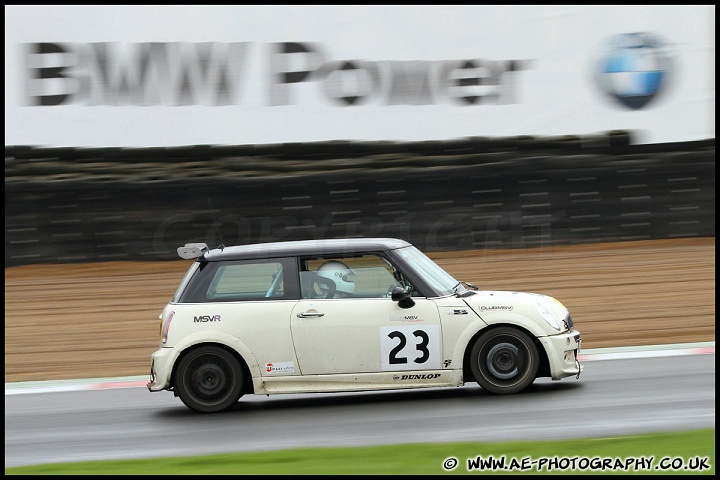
(175, 345, 244, 413)
(469, 327, 539, 394)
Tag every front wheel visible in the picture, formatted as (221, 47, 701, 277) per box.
(469, 327, 539, 394)
(174, 345, 244, 413)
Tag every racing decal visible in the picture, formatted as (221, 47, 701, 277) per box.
(393, 373, 441, 381)
(445, 309, 468, 315)
(380, 325, 441, 371)
(193, 314, 221, 323)
(389, 315, 422, 322)
(265, 362, 295, 374)
(479, 305, 513, 312)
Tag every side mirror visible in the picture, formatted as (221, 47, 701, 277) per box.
(391, 286, 415, 309)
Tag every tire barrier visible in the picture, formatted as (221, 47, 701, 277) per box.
(4, 135, 715, 266)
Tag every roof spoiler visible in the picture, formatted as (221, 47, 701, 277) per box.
(177, 243, 209, 260)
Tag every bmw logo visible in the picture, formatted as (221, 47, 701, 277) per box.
(594, 32, 673, 110)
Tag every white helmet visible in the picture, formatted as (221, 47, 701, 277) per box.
(317, 260, 356, 296)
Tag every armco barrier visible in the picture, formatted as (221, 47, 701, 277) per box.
(4, 135, 715, 266)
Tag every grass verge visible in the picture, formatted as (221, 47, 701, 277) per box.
(5, 429, 714, 475)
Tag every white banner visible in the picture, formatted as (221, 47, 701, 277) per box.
(4, 5, 715, 147)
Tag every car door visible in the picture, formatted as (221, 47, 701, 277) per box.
(290, 254, 443, 375)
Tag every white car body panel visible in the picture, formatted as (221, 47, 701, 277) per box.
(167, 301, 299, 377)
(290, 298, 442, 375)
(463, 291, 566, 337)
(253, 370, 463, 395)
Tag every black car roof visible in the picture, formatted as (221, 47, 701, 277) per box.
(201, 237, 412, 262)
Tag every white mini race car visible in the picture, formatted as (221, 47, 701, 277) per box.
(148, 238, 582, 413)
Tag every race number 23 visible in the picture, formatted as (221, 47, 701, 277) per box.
(380, 325, 441, 371)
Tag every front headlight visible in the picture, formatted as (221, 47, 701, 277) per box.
(535, 302, 561, 331)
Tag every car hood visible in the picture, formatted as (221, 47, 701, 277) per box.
(461, 290, 570, 333)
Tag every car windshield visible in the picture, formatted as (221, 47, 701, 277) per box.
(396, 246, 460, 297)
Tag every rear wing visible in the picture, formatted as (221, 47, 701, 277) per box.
(177, 243, 209, 260)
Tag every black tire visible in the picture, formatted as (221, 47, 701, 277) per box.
(469, 327, 539, 394)
(174, 345, 244, 413)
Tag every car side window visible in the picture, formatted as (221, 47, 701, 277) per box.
(207, 261, 284, 300)
(179, 258, 298, 302)
(300, 254, 401, 299)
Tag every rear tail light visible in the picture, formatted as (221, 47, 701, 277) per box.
(161, 311, 175, 344)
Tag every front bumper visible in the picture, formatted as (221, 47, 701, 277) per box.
(539, 330, 583, 380)
(146, 347, 176, 392)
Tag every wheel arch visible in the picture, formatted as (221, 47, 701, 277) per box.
(461, 323, 551, 382)
(170, 336, 258, 395)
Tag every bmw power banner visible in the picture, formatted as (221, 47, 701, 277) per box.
(3, 5, 715, 147)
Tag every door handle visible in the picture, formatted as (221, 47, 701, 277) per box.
(297, 312, 325, 318)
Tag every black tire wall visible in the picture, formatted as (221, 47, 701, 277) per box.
(5, 135, 715, 266)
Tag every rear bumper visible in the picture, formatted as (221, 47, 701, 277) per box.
(147, 347, 176, 392)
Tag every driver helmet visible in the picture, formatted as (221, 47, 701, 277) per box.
(317, 260, 356, 295)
